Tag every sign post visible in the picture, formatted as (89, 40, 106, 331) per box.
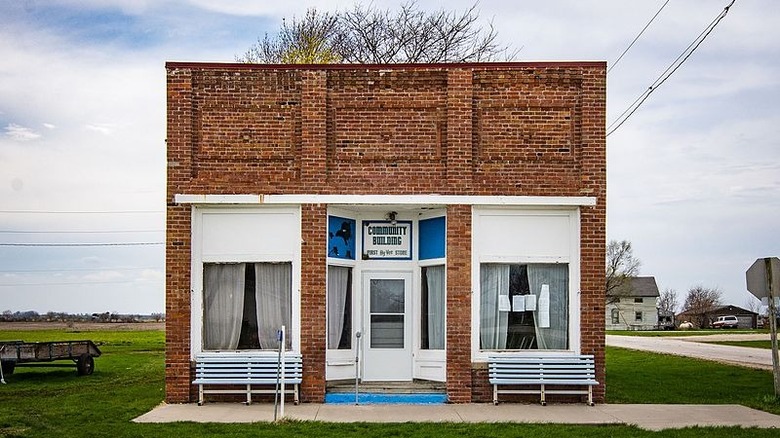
(747, 257, 780, 396)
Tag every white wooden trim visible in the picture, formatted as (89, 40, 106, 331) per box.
(175, 194, 596, 207)
(470, 207, 582, 362)
(189, 206, 302, 358)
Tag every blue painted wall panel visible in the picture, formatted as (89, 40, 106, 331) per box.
(419, 216, 446, 260)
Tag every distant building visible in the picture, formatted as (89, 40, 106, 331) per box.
(676, 304, 757, 329)
(605, 277, 660, 331)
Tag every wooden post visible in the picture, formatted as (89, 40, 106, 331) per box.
(766, 258, 780, 397)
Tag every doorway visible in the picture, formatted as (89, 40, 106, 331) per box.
(361, 271, 412, 381)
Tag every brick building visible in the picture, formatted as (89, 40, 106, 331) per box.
(165, 62, 606, 404)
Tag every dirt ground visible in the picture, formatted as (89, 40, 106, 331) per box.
(0, 321, 164, 331)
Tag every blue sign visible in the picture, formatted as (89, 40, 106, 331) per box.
(328, 216, 356, 260)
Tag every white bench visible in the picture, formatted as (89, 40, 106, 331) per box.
(193, 353, 303, 405)
(488, 354, 598, 406)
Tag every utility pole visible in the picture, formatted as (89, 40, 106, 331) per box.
(766, 258, 780, 396)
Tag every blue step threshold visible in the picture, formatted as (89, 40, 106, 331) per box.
(325, 392, 448, 405)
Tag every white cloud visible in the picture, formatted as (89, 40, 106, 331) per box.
(80, 270, 126, 282)
(84, 123, 117, 136)
(184, 0, 365, 17)
(4, 123, 41, 141)
(47, 0, 157, 15)
(136, 269, 163, 283)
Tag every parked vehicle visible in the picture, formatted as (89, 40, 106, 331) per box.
(712, 315, 739, 329)
(657, 314, 675, 330)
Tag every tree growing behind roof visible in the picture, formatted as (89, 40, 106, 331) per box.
(682, 285, 723, 328)
(238, 1, 515, 64)
(606, 240, 641, 304)
(658, 288, 678, 315)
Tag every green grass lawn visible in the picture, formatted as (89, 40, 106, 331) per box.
(606, 346, 779, 414)
(2, 327, 779, 437)
(709, 340, 773, 349)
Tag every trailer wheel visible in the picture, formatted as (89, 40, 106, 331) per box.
(76, 354, 94, 376)
(1, 360, 14, 376)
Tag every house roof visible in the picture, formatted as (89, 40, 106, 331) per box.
(676, 304, 758, 318)
(608, 276, 659, 298)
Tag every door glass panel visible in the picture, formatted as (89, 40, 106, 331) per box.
(370, 279, 404, 313)
(370, 315, 404, 348)
(369, 279, 405, 349)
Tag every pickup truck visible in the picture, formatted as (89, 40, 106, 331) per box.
(712, 315, 739, 329)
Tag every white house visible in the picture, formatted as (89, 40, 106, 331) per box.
(606, 277, 660, 331)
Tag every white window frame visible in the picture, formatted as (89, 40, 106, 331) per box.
(190, 205, 302, 358)
(471, 207, 581, 362)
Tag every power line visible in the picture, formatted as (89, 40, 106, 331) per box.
(0, 210, 163, 214)
(0, 266, 160, 274)
(0, 279, 159, 287)
(607, 0, 737, 137)
(0, 230, 162, 234)
(0, 242, 164, 247)
(608, 0, 670, 74)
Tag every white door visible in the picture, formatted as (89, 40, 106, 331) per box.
(362, 271, 412, 381)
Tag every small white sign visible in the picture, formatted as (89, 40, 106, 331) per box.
(538, 285, 550, 328)
(362, 221, 412, 260)
(512, 295, 525, 312)
(498, 295, 511, 312)
(525, 294, 537, 311)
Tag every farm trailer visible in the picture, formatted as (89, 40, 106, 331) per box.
(0, 340, 102, 381)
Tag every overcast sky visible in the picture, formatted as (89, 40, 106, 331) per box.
(1, 0, 777, 315)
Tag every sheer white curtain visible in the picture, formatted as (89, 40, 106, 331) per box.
(255, 263, 292, 350)
(528, 264, 569, 350)
(327, 266, 350, 349)
(426, 265, 446, 350)
(480, 264, 509, 349)
(203, 263, 246, 350)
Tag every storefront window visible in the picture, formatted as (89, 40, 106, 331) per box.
(327, 266, 352, 350)
(479, 263, 568, 350)
(421, 265, 445, 350)
(203, 262, 292, 350)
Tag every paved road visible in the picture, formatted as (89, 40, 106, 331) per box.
(606, 334, 775, 370)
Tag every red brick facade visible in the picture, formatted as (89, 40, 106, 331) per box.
(166, 62, 606, 403)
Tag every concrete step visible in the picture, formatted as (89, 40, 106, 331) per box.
(326, 380, 445, 394)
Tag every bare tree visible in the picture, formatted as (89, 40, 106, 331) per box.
(744, 296, 761, 314)
(658, 288, 678, 315)
(606, 240, 641, 304)
(682, 286, 722, 328)
(238, 1, 515, 64)
(240, 9, 343, 64)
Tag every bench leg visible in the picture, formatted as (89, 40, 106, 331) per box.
(294, 384, 299, 405)
(246, 384, 252, 406)
(540, 384, 546, 406)
(588, 386, 593, 406)
(198, 384, 204, 406)
(493, 384, 498, 405)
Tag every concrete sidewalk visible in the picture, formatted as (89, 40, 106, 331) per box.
(134, 402, 780, 431)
